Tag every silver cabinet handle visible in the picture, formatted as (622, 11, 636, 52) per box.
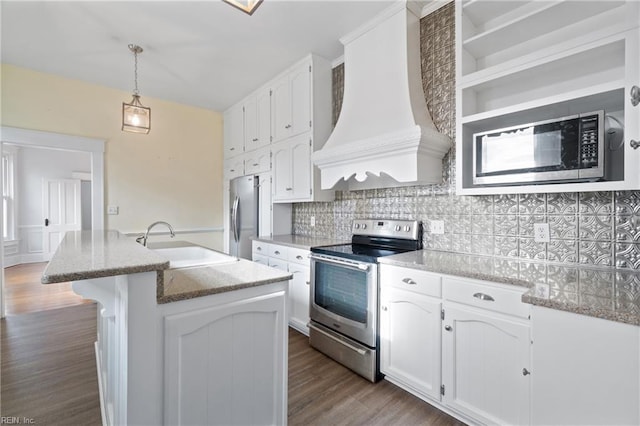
(305, 281, 310, 285)
(253, 138, 258, 142)
(274, 250, 280, 255)
(631, 85, 640, 106)
(402, 278, 417, 285)
(256, 246, 262, 251)
(523, 368, 531, 376)
(296, 255, 304, 260)
(473, 292, 495, 302)
(230, 147, 235, 151)
(285, 187, 293, 191)
(285, 124, 292, 129)
(444, 325, 452, 332)
(253, 163, 259, 166)
(631, 140, 640, 150)
(230, 169, 235, 172)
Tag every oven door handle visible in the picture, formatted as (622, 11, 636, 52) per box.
(309, 254, 370, 271)
(309, 323, 367, 355)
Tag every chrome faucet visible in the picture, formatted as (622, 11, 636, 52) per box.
(137, 221, 175, 246)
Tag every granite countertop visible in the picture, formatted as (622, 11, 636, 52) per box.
(380, 250, 640, 326)
(253, 234, 349, 250)
(42, 230, 169, 284)
(158, 259, 292, 303)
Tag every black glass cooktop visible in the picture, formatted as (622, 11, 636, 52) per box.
(311, 243, 414, 263)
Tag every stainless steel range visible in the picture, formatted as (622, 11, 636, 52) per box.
(309, 219, 422, 382)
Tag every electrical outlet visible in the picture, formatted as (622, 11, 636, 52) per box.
(310, 216, 315, 227)
(430, 220, 444, 234)
(533, 223, 550, 243)
(107, 205, 119, 215)
(534, 283, 550, 299)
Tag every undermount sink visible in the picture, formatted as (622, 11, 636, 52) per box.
(152, 246, 237, 269)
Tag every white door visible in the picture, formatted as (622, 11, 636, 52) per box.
(42, 178, 81, 260)
(442, 304, 531, 426)
(380, 286, 442, 402)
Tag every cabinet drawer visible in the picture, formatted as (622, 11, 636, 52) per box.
(380, 265, 442, 298)
(288, 247, 310, 265)
(252, 240, 270, 255)
(252, 253, 268, 265)
(269, 244, 288, 259)
(244, 146, 271, 175)
(442, 277, 529, 319)
(224, 158, 244, 179)
(268, 258, 288, 271)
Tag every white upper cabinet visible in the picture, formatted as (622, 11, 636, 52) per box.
(456, 0, 640, 194)
(244, 88, 271, 152)
(272, 134, 318, 202)
(271, 62, 311, 144)
(223, 103, 244, 158)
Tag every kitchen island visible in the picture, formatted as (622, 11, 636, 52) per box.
(42, 230, 292, 426)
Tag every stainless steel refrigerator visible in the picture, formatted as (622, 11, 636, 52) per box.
(229, 175, 259, 260)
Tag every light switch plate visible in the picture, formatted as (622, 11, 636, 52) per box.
(107, 205, 119, 215)
(430, 220, 444, 234)
(533, 223, 550, 243)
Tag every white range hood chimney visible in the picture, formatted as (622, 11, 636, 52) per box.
(312, 1, 451, 190)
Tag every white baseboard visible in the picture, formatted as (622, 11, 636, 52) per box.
(3, 253, 45, 267)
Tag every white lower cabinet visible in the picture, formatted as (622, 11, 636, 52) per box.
(380, 266, 532, 425)
(531, 306, 639, 426)
(379, 286, 442, 402)
(164, 289, 287, 426)
(252, 241, 311, 335)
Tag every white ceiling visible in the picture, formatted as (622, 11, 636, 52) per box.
(0, 0, 396, 112)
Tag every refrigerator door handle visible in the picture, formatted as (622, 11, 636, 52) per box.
(232, 196, 239, 243)
(231, 196, 240, 243)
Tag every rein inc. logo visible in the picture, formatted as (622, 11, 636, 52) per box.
(0, 417, 35, 424)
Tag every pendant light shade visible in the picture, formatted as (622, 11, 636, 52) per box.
(122, 44, 151, 134)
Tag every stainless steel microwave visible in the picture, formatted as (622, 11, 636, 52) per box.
(472, 111, 605, 186)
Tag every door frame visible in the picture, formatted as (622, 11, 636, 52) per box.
(0, 126, 105, 318)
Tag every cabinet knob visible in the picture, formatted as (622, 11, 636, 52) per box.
(285, 124, 292, 129)
(296, 255, 304, 260)
(253, 138, 258, 142)
(631, 140, 640, 150)
(253, 163, 259, 166)
(444, 325, 452, 332)
(306, 281, 310, 286)
(230, 147, 235, 151)
(257, 247, 262, 251)
(522, 368, 531, 376)
(274, 250, 280, 255)
(381, 306, 388, 311)
(631, 85, 640, 107)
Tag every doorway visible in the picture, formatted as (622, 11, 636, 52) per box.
(0, 126, 105, 318)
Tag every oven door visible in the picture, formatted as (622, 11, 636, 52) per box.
(309, 253, 378, 347)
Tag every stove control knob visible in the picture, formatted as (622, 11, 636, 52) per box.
(354, 223, 360, 229)
(404, 225, 411, 232)
(362, 224, 367, 229)
(395, 225, 401, 231)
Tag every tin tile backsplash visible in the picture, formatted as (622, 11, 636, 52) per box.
(292, 2, 640, 270)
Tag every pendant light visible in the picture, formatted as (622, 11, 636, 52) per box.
(223, 0, 263, 15)
(122, 44, 151, 134)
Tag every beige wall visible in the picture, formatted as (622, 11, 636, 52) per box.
(1, 64, 224, 249)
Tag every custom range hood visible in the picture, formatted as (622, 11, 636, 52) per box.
(312, 1, 451, 190)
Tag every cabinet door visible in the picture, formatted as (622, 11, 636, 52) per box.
(271, 75, 291, 144)
(442, 305, 531, 426)
(164, 290, 287, 426)
(289, 62, 311, 138)
(256, 88, 271, 148)
(380, 286, 442, 402)
(290, 136, 311, 200)
(288, 263, 310, 335)
(224, 103, 244, 158)
(271, 142, 291, 200)
(244, 146, 271, 175)
(243, 97, 258, 152)
(224, 156, 244, 180)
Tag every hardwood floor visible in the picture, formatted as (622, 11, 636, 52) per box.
(3, 262, 91, 315)
(288, 328, 464, 426)
(1, 303, 102, 425)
